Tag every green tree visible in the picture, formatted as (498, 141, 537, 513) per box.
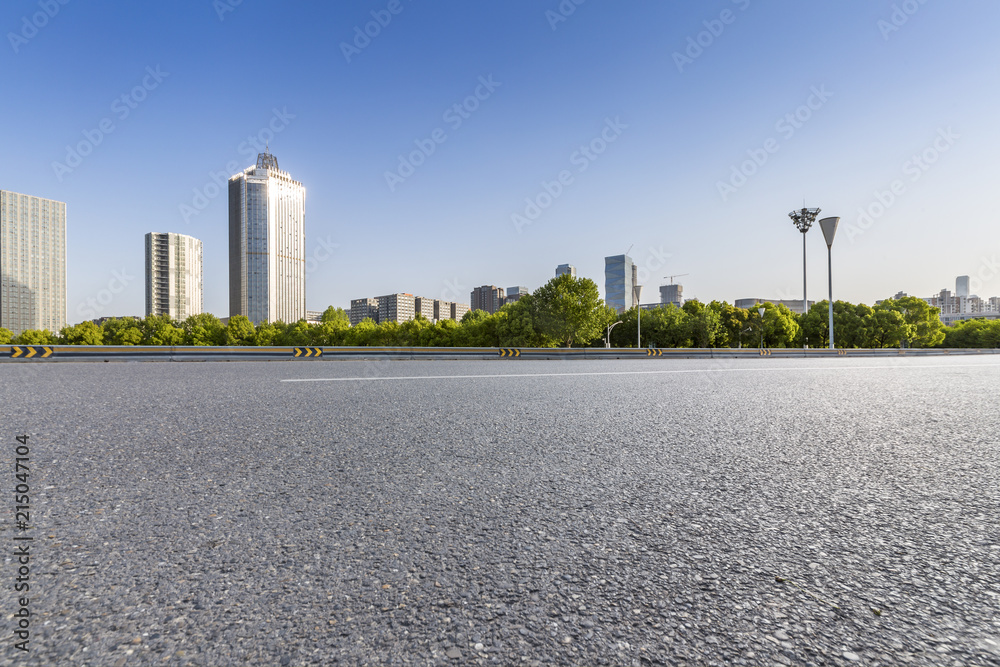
(182, 313, 226, 346)
(13, 329, 56, 345)
(868, 308, 910, 348)
(347, 318, 378, 346)
(102, 317, 143, 345)
(140, 314, 184, 345)
(224, 315, 257, 346)
(281, 320, 314, 346)
(877, 297, 944, 348)
(396, 315, 432, 347)
(254, 321, 280, 346)
(532, 274, 606, 347)
(759, 303, 800, 348)
(633, 304, 689, 348)
(59, 321, 103, 345)
(0, 328, 13, 344)
(425, 318, 461, 347)
(708, 301, 748, 348)
(682, 299, 722, 348)
(496, 296, 552, 347)
(320, 306, 350, 325)
(315, 318, 350, 346)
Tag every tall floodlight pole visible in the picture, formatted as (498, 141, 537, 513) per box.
(789, 207, 821, 348)
(819, 217, 840, 349)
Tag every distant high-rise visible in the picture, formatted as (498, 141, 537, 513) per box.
(505, 286, 529, 304)
(0, 190, 66, 335)
(471, 285, 504, 314)
(145, 232, 203, 320)
(956, 275, 970, 298)
(414, 296, 435, 320)
(350, 297, 379, 325)
(229, 151, 306, 325)
(555, 264, 576, 278)
(604, 254, 635, 312)
(659, 284, 683, 307)
(377, 293, 415, 324)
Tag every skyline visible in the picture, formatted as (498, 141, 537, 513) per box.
(3, 1, 999, 323)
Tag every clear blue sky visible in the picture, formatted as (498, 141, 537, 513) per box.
(3, 0, 999, 322)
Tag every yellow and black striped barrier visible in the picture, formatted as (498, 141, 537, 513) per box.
(10, 346, 54, 359)
(838, 349, 848, 356)
(499, 348, 520, 358)
(759, 349, 772, 356)
(292, 347, 323, 358)
(645, 349, 663, 357)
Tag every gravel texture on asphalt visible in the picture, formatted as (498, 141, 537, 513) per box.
(1, 357, 999, 666)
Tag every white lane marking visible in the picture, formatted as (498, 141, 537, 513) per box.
(281, 362, 1000, 383)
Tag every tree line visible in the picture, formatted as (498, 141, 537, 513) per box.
(0, 274, 993, 349)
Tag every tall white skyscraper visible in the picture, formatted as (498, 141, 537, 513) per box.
(0, 190, 67, 335)
(145, 232, 203, 320)
(228, 152, 306, 325)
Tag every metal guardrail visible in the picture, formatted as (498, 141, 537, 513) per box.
(2, 345, 997, 362)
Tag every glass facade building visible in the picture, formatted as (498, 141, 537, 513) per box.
(604, 254, 635, 313)
(0, 190, 66, 335)
(145, 232, 203, 320)
(229, 152, 306, 325)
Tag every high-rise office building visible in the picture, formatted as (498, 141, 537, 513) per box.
(471, 285, 504, 314)
(451, 302, 470, 320)
(505, 286, 529, 304)
(556, 264, 576, 278)
(229, 151, 306, 325)
(0, 190, 66, 335)
(604, 254, 635, 312)
(145, 232, 203, 320)
(956, 275, 970, 298)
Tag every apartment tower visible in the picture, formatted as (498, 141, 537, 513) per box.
(229, 151, 306, 325)
(145, 232, 203, 320)
(0, 190, 66, 335)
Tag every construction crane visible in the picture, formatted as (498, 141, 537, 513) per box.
(663, 273, 688, 285)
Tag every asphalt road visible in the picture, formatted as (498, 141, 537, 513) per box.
(2, 357, 999, 666)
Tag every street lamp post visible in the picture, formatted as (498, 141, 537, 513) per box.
(819, 217, 840, 349)
(606, 320, 623, 348)
(789, 207, 821, 348)
(634, 285, 643, 348)
(758, 305, 766, 350)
